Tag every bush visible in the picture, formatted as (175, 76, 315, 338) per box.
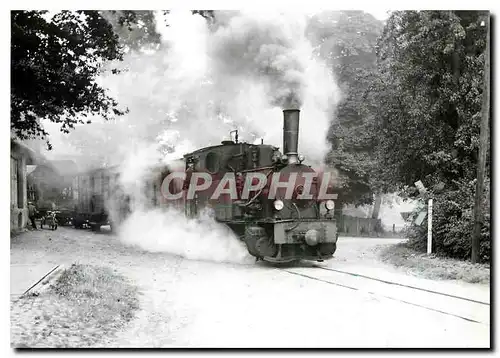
(405, 177, 490, 263)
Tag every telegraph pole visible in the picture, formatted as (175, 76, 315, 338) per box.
(471, 13, 490, 263)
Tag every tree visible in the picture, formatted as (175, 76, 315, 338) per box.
(100, 10, 162, 52)
(191, 10, 215, 22)
(374, 11, 488, 189)
(471, 14, 490, 263)
(11, 10, 127, 148)
(373, 11, 490, 261)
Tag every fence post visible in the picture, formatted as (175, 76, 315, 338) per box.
(427, 199, 433, 254)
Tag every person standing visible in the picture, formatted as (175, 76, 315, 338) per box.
(28, 202, 37, 230)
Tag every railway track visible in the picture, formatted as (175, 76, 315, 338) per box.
(279, 265, 490, 325)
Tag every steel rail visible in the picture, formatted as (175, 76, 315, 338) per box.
(280, 269, 488, 325)
(312, 265, 489, 306)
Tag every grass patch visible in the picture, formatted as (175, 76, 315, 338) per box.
(378, 242, 490, 284)
(11, 264, 139, 348)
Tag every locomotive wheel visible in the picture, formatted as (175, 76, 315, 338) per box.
(244, 226, 265, 258)
(319, 243, 337, 256)
(245, 237, 261, 258)
(255, 237, 278, 258)
(73, 218, 82, 229)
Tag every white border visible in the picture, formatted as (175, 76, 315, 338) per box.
(2, 2, 497, 357)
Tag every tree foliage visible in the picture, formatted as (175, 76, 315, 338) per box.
(11, 10, 128, 147)
(372, 10, 490, 261)
(374, 10, 488, 190)
(101, 10, 162, 51)
(405, 177, 490, 262)
(192, 10, 215, 21)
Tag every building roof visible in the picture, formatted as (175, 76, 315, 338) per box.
(27, 160, 79, 179)
(11, 140, 46, 165)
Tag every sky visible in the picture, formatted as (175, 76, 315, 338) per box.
(367, 9, 391, 21)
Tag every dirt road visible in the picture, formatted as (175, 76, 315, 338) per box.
(11, 228, 490, 348)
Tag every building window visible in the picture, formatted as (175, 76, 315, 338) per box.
(28, 185, 37, 201)
(73, 177, 79, 200)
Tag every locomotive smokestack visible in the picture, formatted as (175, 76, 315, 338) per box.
(283, 109, 300, 164)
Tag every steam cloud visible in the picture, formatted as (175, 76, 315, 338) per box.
(119, 209, 254, 264)
(209, 11, 306, 108)
(34, 10, 341, 263)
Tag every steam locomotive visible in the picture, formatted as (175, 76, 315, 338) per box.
(73, 109, 338, 263)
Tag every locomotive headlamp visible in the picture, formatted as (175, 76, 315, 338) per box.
(281, 154, 288, 163)
(298, 154, 305, 162)
(325, 200, 335, 211)
(274, 200, 284, 211)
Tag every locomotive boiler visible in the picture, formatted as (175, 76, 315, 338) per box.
(180, 109, 338, 263)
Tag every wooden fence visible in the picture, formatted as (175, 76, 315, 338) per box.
(337, 215, 383, 236)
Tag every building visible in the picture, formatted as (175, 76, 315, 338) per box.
(11, 140, 41, 231)
(27, 160, 79, 210)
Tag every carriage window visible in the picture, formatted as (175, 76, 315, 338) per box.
(103, 175, 109, 197)
(152, 183, 158, 205)
(94, 174, 102, 192)
(205, 152, 219, 173)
